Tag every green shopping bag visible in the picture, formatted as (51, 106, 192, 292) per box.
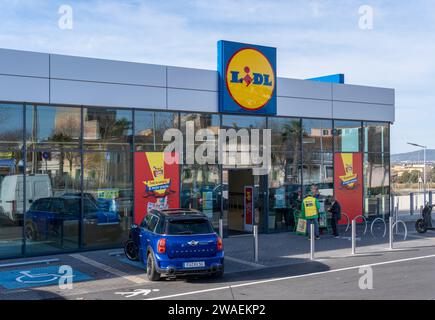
(296, 218, 307, 235)
(319, 212, 327, 228)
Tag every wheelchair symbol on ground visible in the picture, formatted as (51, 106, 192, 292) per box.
(0, 265, 92, 290)
(15, 270, 74, 284)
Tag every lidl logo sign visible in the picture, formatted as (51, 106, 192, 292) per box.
(218, 41, 277, 115)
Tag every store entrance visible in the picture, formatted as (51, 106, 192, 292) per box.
(227, 169, 255, 235)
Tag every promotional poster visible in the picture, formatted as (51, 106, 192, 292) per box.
(334, 152, 363, 223)
(134, 152, 180, 224)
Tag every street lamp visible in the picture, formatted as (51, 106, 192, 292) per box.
(407, 142, 427, 204)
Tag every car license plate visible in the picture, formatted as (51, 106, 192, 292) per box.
(183, 261, 205, 268)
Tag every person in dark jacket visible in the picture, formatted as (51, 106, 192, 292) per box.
(328, 197, 341, 238)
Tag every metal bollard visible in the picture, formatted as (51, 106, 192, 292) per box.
(310, 223, 315, 260)
(389, 217, 393, 250)
(219, 218, 223, 239)
(351, 219, 356, 255)
(253, 225, 259, 262)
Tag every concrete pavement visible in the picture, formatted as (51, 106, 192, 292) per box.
(0, 219, 434, 300)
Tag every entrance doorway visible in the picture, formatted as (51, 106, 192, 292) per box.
(227, 169, 254, 234)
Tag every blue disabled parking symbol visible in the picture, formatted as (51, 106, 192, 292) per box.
(0, 265, 92, 290)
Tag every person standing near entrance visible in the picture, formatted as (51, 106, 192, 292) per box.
(328, 197, 341, 238)
(301, 193, 320, 240)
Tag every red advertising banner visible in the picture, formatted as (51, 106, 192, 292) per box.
(244, 186, 254, 232)
(134, 152, 180, 224)
(334, 153, 363, 224)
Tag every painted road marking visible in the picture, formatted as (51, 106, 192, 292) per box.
(115, 288, 160, 298)
(70, 254, 147, 284)
(0, 265, 92, 290)
(147, 253, 435, 300)
(225, 256, 265, 268)
(0, 258, 60, 268)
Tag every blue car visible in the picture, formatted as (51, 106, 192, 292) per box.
(25, 195, 121, 242)
(124, 208, 224, 281)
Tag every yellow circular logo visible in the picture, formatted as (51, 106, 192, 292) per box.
(226, 48, 275, 110)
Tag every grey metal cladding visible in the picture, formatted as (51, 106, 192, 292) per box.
(0, 48, 49, 78)
(50, 54, 167, 87)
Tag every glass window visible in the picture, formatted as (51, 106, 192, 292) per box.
(221, 115, 267, 168)
(0, 104, 24, 150)
(180, 164, 220, 229)
(83, 107, 132, 151)
(268, 152, 302, 232)
(134, 111, 178, 151)
(302, 152, 334, 199)
(180, 113, 220, 154)
(24, 151, 81, 256)
(302, 119, 333, 153)
(0, 152, 23, 258)
(364, 122, 390, 153)
(268, 117, 301, 153)
(26, 105, 81, 150)
(364, 153, 390, 217)
(334, 120, 361, 152)
(82, 151, 132, 247)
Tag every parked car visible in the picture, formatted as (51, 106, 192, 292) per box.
(0, 174, 52, 223)
(124, 208, 224, 281)
(24, 195, 121, 242)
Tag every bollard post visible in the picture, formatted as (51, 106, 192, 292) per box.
(219, 218, 223, 239)
(253, 225, 259, 262)
(389, 217, 393, 250)
(310, 223, 315, 260)
(351, 219, 356, 255)
(410, 193, 414, 215)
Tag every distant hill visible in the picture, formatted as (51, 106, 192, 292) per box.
(392, 149, 435, 163)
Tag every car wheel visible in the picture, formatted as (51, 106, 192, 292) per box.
(25, 223, 38, 241)
(212, 264, 224, 279)
(124, 239, 139, 261)
(146, 251, 161, 281)
(416, 219, 427, 234)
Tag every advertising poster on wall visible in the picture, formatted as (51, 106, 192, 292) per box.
(134, 152, 180, 224)
(334, 153, 363, 224)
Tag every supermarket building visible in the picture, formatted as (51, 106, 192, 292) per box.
(0, 41, 394, 259)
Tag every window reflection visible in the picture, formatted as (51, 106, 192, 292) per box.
(82, 152, 132, 247)
(334, 120, 361, 152)
(302, 119, 333, 153)
(84, 108, 132, 151)
(134, 111, 178, 151)
(26, 105, 81, 150)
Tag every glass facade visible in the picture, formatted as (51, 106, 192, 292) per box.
(0, 102, 391, 259)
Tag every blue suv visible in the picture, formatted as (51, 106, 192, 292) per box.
(124, 209, 224, 281)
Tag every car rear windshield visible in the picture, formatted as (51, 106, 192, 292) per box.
(167, 219, 214, 235)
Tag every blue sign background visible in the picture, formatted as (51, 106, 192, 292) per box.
(0, 265, 92, 290)
(218, 40, 277, 115)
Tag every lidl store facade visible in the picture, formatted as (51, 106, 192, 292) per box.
(0, 42, 394, 259)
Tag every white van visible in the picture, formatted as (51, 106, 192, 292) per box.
(0, 174, 53, 222)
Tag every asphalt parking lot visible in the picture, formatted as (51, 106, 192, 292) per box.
(0, 220, 435, 300)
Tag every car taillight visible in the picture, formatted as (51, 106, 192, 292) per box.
(157, 238, 166, 254)
(217, 236, 223, 251)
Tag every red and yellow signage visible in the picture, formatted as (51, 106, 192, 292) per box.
(218, 41, 277, 115)
(334, 153, 363, 223)
(244, 186, 254, 232)
(226, 48, 275, 111)
(134, 152, 179, 224)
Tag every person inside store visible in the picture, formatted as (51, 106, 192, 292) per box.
(328, 196, 342, 238)
(301, 191, 320, 240)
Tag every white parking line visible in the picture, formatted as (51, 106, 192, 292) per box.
(147, 253, 435, 300)
(70, 254, 148, 284)
(225, 256, 265, 269)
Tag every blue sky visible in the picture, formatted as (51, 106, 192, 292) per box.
(0, 0, 434, 154)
